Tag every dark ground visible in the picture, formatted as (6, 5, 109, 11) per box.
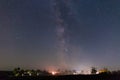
(10, 74, 120, 80)
(0, 71, 120, 80)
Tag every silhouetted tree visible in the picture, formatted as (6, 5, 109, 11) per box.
(13, 67, 21, 77)
(42, 70, 50, 75)
(91, 67, 97, 74)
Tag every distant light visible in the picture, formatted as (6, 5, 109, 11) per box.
(96, 71, 99, 74)
(51, 71, 57, 75)
(73, 72, 78, 75)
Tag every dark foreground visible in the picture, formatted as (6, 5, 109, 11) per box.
(0, 74, 120, 80)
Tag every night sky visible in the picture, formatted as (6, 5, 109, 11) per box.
(0, 0, 120, 71)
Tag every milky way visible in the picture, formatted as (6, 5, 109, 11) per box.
(51, 0, 74, 69)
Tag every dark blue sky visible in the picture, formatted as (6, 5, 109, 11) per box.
(0, 0, 120, 71)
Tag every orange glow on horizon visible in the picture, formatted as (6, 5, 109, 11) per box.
(51, 71, 57, 75)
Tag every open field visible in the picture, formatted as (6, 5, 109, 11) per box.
(0, 74, 119, 80)
(0, 71, 120, 80)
